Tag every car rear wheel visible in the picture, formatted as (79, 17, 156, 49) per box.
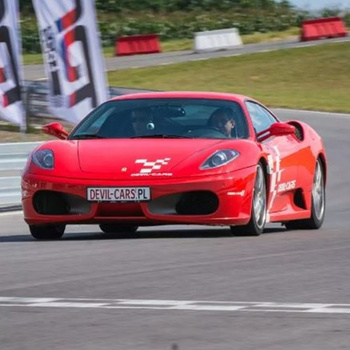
(230, 163, 267, 236)
(99, 224, 139, 234)
(29, 224, 66, 240)
(285, 158, 325, 230)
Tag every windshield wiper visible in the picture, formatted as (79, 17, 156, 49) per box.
(72, 134, 105, 140)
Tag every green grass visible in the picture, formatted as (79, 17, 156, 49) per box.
(22, 30, 350, 113)
(241, 27, 299, 44)
(108, 41, 350, 113)
(23, 52, 43, 65)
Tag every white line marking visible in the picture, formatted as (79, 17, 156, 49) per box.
(191, 57, 210, 62)
(0, 211, 22, 217)
(1, 297, 350, 314)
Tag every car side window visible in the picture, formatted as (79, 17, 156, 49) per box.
(245, 101, 278, 134)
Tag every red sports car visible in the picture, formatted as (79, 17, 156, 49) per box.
(21, 91, 326, 240)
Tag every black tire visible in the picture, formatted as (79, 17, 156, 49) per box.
(29, 224, 65, 240)
(230, 163, 267, 236)
(285, 158, 325, 230)
(99, 224, 139, 234)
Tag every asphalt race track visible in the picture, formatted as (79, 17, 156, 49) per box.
(0, 109, 349, 350)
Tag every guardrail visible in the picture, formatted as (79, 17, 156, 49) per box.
(0, 142, 42, 209)
(25, 81, 124, 124)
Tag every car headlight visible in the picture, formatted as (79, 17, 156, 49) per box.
(32, 149, 54, 169)
(200, 149, 239, 170)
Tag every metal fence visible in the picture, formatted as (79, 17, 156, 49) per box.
(24, 81, 125, 126)
(2, 81, 152, 130)
(0, 142, 42, 210)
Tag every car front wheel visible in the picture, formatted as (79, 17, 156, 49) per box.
(230, 163, 267, 236)
(29, 224, 66, 240)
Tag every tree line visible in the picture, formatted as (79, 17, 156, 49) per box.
(20, 0, 293, 12)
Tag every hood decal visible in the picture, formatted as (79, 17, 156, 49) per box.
(132, 158, 172, 177)
(135, 158, 171, 174)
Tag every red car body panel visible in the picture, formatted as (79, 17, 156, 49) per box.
(21, 91, 327, 231)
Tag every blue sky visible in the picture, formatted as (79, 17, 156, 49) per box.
(286, 0, 350, 10)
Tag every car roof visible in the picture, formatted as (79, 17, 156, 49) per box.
(109, 91, 253, 104)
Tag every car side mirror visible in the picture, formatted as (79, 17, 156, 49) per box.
(257, 122, 295, 142)
(42, 122, 69, 140)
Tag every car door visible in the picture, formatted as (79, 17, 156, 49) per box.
(245, 101, 302, 214)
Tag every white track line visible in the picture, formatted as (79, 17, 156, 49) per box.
(0, 211, 22, 216)
(0, 297, 350, 314)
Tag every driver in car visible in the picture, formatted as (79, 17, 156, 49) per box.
(207, 107, 236, 137)
(131, 107, 154, 135)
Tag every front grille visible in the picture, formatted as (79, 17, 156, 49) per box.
(175, 191, 219, 215)
(33, 190, 91, 215)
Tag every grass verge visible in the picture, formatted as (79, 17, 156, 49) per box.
(108, 41, 350, 113)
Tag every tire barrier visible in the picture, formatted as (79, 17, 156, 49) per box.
(194, 28, 243, 52)
(300, 17, 348, 42)
(115, 34, 162, 56)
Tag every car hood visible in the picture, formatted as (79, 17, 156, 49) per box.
(77, 139, 227, 178)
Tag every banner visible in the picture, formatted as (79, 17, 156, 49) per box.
(33, 0, 109, 123)
(0, 0, 25, 131)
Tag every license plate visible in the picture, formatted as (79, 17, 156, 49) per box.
(87, 187, 150, 202)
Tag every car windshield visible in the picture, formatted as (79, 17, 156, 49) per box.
(69, 97, 249, 140)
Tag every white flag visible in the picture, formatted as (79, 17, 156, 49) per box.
(33, 0, 109, 124)
(0, 0, 25, 131)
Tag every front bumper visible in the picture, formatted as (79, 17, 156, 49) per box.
(22, 167, 256, 226)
